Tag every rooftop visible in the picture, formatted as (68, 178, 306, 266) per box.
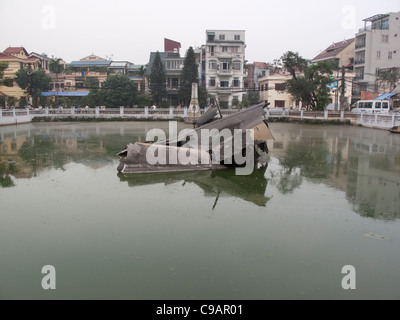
(312, 38, 355, 62)
(363, 14, 390, 22)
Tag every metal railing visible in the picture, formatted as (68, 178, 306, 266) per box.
(1, 107, 399, 129)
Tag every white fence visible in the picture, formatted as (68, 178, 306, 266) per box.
(1, 106, 399, 129)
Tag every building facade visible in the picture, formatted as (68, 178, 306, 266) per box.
(258, 73, 297, 109)
(354, 12, 400, 98)
(204, 30, 247, 108)
(0, 47, 41, 106)
(312, 38, 355, 68)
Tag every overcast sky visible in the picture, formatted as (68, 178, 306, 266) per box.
(0, 0, 399, 65)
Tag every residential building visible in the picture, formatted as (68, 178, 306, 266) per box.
(66, 54, 110, 90)
(204, 30, 247, 108)
(0, 47, 41, 106)
(127, 64, 146, 93)
(354, 12, 400, 99)
(144, 51, 184, 105)
(28, 52, 52, 73)
(258, 73, 298, 109)
(312, 38, 355, 69)
(312, 39, 356, 106)
(143, 38, 202, 105)
(244, 62, 271, 92)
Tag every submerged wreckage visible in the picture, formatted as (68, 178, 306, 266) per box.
(117, 84, 274, 174)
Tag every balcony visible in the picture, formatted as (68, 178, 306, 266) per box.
(354, 59, 365, 65)
(355, 42, 366, 49)
(358, 25, 372, 33)
(218, 69, 233, 76)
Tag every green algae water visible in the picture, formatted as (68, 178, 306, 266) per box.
(0, 122, 399, 300)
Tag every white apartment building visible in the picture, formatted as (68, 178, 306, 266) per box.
(354, 12, 400, 94)
(204, 30, 246, 108)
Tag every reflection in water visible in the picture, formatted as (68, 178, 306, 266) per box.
(1, 122, 400, 220)
(2, 122, 400, 300)
(268, 123, 400, 220)
(118, 163, 271, 208)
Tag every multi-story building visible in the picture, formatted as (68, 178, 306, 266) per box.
(144, 38, 202, 106)
(258, 72, 298, 109)
(244, 62, 271, 92)
(312, 38, 355, 68)
(354, 12, 400, 98)
(0, 47, 41, 106)
(204, 30, 247, 108)
(312, 39, 355, 107)
(144, 50, 184, 105)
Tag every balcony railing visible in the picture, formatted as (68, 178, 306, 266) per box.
(218, 69, 233, 75)
(355, 42, 366, 49)
(354, 59, 365, 65)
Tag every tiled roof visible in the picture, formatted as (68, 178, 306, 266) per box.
(312, 38, 355, 62)
(254, 62, 269, 68)
(3, 46, 28, 55)
(0, 52, 39, 62)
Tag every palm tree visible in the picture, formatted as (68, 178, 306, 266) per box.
(49, 58, 64, 104)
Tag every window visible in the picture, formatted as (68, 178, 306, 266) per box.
(220, 81, 229, 88)
(221, 62, 229, 70)
(382, 35, 389, 43)
(375, 102, 381, 109)
(261, 85, 264, 91)
(275, 83, 285, 91)
(377, 51, 381, 59)
(388, 51, 393, 59)
(209, 60, 217, 70)
(382, 102, 389, 109)
(209, 77, 216, 87)
(275, 100, 285, 108)
(166, 60, 183, 70)
(364, 102, 373, 108)
(233, 78, 240, 87)
(234, 35, 240, 41)
(171, 78, 179, 89)
(232, 61, 241, 71)
(219, 34, 225, 40)
(208, 34, 215, 42)
(222, 46, 228, 52)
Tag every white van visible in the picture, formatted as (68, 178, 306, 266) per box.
(351, 100, 391, 114)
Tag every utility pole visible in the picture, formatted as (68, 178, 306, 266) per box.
(340, 65, 346, 110)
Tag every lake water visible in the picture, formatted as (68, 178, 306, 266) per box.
(0, 121, 400, 300)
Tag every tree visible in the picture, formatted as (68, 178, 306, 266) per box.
(49, 58, 64, 76)
(14, 69, 52, 104)
(84, 77, 99, 89)
(0, 62, 13, 87)
(179, 47, 199, 106)
(377, 68, 399, 92)
(282, 51, 332, 110)
(149, 51, 166, 106)
(198, 86, 209, 107)
(97, 74, 137, 108)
